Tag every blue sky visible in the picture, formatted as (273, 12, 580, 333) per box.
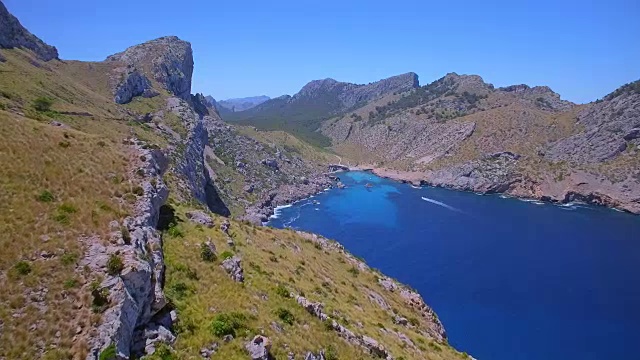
(5, 0, 639, 103)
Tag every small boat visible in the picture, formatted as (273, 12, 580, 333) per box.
(365, 183, 373, 188)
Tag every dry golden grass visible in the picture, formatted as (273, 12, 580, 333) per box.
(161, 206, 467, 360)
(0, 111, 135, 359)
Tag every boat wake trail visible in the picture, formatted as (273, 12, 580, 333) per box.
(421, 197, 463, 213)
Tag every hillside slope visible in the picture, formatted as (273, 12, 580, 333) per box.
(317, 73, 640, 213)
(224, 73, 419, 146)
(0, 3, 465, 360)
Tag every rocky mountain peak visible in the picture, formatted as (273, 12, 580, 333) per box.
(0, 1, 58, 61)
(440, 73, 493, 95)
(106, 36, 193, 103)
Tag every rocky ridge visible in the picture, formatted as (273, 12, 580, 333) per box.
(0, 1, 58, 61)
(106, 36, 194, 104)
(81, 140, 172, 359)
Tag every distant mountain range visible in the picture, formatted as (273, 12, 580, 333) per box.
(211, 95, 271, 112)
(223, 70, 640, 213)
(224, 73, 419, 146)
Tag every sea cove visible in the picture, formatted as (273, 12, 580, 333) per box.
(268, 171, 640, 360)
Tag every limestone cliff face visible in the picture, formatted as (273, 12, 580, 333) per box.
(547, 81, 640, 163)
(106, 36, 194, 104)
(83, 143, 172, 359)
(0, 0, 58, 61)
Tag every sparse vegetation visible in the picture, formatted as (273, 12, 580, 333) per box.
(98, 343, 116, 360)
(14, 260, 32, 275)
(275, 307, 295, 325)
(33, 96, 53, 112)
(36, 190, 55, 202)
(106, 253, 124, 275)
(210, 312, 248, 337)
(200, 242, 216, 262)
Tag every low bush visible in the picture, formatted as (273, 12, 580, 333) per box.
(219, 250, 234, 260)
(33, 97, 53, 112)
(167, 225, 184, 238)
(275, 284, 290, 298)
(106, 253, 124, 276)
(210, 312, 247, 337)
(36, 190, 55, 202)
(200, 243, 216, 262)
(14, 260, 32, 275)
(275, 307, 295, 325)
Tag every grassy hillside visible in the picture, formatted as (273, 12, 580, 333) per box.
(159, 205, 468, 360)
(0, 111, 135, 359)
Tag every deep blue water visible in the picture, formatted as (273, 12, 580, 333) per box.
(268, 171, 640, 360)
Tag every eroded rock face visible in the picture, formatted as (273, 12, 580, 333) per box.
(111, 66, 157, 104)
(84, 141, 172, 359)
(547, 85, 640, 163)
(106, 36, 193, 103)
(0, 1, 58, 61)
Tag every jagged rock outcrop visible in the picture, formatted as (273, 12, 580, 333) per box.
(106, 36, 193, 104)
(221, 256, 244, 282)
(547, 80, 640, 163)
(166, 97, 230, 216)
(0, 1, 58, 61)
(111, 66, 158, 104)
(83, 141, 172, 359)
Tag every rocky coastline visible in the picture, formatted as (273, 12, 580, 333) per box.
(349, 165, 640, 214)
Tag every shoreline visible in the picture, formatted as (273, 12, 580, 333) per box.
(246, 163, 639, 225)
(349, 165, 640, 215)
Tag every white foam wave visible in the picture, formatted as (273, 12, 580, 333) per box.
(421, 197, 463, 212)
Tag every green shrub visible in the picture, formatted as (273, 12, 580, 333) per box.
(64, 278, 78, 289)
(92, 287, 110, 313)
(166, 225, 184, 238)
(132, 186, 144, 196)
(275, 284, 290, 298)
(33, 97, 53, 112)
(169, 281, 190, 300)
(106, 254, 124, 276)
(147, 343, 175, 360)
(14, 260, 32, 275)
(98, 343, 116, 360)
(275, 307, 295, 325)
(210, 312, 247, 337)
(58, 203, 77, 214)
(323, 318, 334, 331)
(200, 243, 216, 262)
(36, 190, 55, 202)
(325, 345, 338, 360)
(53, 212, 70, 224)
(219, 250, 234, 260)
(121, 226, 131, 245)
(347, 266, 359, 277)
(60, 252, 78, 266)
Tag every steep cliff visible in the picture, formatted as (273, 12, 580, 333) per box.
(106, 36, 194, 104)
(0, 1, 58, 61)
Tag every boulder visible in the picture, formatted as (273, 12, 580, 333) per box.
(186, 210, 214, 228)
(245, 335, 271, 360)
(221, 256, 244, 282)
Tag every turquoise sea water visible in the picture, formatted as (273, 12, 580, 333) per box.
(268, 171, 640, 360)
